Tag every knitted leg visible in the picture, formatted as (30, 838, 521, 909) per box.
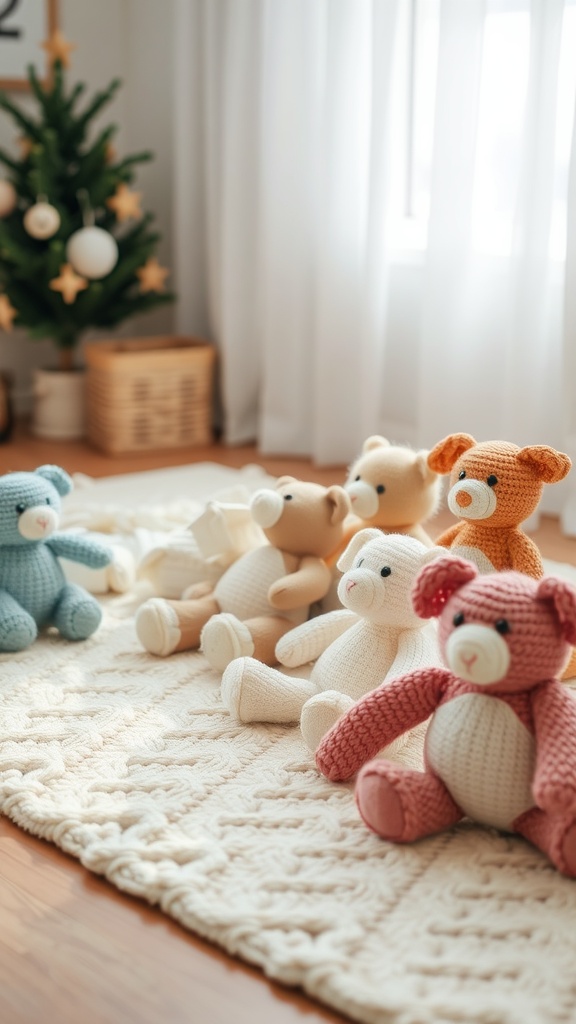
(202, 613, 295, 672)
(300, 691, 355, 753)
(135, 595, 220, 656)
(221, 656, 317, 723)
(52, 583, 102, 641)
(355, 760, 463, 842)
(0, 591, 37, 651)
(514, 806, 576, 877)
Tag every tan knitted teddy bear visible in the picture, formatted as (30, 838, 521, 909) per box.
(221, 529, 443, 755)
(344, 435, 441, 546)
(135, 477, 350, 671)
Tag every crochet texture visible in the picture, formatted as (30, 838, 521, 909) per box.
(2, 599, 576, 1024)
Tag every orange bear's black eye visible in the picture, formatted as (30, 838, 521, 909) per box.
(458, 471, 466, 480)
(376, 484, 385, 494)
(487, 474, 498, 487)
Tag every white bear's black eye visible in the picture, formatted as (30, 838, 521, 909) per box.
(380, 566, 391, 577)
(357, 558, 364, 567)
(495, 619, 510, 634)
(487, 474, 498, 487)
(283, 494, 293, 501)
(355, 475, 361, 482)
(458, 471, 466, 480)
(15, 502, 26, 514)
(376, 484, 385, 494)
(453, 611, 465, 626)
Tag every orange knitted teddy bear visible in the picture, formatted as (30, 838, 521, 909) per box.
(426, 433, 571, 577)
(316, 556, 576, 877)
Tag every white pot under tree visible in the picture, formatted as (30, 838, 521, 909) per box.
(32, 363, 86, 441)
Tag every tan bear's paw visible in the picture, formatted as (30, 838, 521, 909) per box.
(135, 598, 181, 656)
(300, 690, 355, 753)
(201, 613, 254, 672)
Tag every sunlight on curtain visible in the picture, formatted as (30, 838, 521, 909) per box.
(174, 0, 576, 505)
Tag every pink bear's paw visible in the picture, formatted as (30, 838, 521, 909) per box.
(355, 761, 463, 843)
(355, 761, 406, 840)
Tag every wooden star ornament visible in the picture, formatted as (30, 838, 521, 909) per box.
(136, 257, 170, 294)
(17, 136, 34, 160)
(49, 263, 88, 304)
(0, 293, 17, 331)
(106, 183, 143, 223)
(41, 30, 76, 70)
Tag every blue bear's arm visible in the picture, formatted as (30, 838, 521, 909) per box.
(47, 533, 112, 568)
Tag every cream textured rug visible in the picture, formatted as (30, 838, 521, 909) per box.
(2, 464, 576, 1024)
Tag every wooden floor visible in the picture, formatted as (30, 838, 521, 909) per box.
(2, 424, 576, 1024)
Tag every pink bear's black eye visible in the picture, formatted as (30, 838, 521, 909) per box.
(495, 619, 510, 634)
(376, 484, 385, 494)
(453, 612, 465, 626)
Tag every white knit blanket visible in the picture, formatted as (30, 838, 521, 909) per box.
(2, 464, 576, 1024)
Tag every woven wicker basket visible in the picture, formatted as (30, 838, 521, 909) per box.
(85, 336, 216, 455)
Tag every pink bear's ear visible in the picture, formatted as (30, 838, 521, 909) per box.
(536, 576, 576, 645)
(412, 556, 478, 619)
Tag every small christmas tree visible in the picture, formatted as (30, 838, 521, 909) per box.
(0, 32, 174, 371)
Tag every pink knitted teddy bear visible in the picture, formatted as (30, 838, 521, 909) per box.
(316, 556, 576, 877)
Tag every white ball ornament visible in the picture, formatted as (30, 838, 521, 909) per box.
(23, 201, 61, 240)
(66, 226, 119, 280)
(0, 179, 17, 218)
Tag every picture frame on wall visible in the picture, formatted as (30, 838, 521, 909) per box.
(0, 0, 58, 90)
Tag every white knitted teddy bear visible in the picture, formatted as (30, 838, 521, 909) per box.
(221, 529, 443, 753)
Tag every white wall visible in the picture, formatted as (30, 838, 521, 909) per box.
(0, 0, 177, 415)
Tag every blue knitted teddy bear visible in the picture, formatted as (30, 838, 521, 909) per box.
(0, 464, 112, 651)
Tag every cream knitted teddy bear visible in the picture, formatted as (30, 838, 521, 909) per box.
(221, 529, 443, 753)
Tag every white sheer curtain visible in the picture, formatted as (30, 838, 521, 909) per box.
(173, 0, 576, 486)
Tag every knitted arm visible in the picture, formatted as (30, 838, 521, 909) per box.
(268, 556, 332, 611)
(531, 682, 576, 814)
(384, 623, 440, 683)
(433, 522, 463, 548)
(47, 532, 112, 568)
(276, 609, 359, 667)
(507, 531, 544, 579)
(315, 667, 450, 781)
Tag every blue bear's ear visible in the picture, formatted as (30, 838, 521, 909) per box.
(35, 464, 73, 496)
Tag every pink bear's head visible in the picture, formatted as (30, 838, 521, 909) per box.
(412, 556, 576, 692)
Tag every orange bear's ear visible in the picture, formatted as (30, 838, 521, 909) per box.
(427, 433, 477, 474)
(517, 446, 572, 484)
